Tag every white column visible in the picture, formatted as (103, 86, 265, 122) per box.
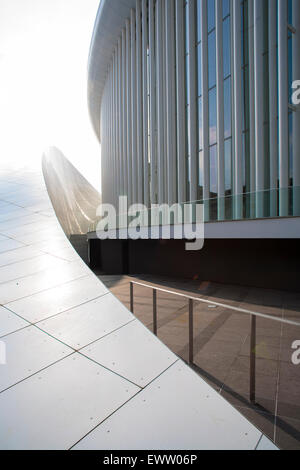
(175, 0, 186, 203)
(149, 0, 157, 204)
(201, 0, 209, 220)
(110, 64, 114, 206)
(248, 0, 256, 219)
(126, 19, 132, 206)
(101, 100, 104, 202)
(112, 52, 116, 208)
(142, 0, 149, 207)
(115, 49, 119, 208)
(216, 0, 224, 220)
(165, 0, 177, 205)
(230, 0, 235, 199)
(122, 28, 128, 200)
(162, 4, 168, 203)
(188, 0, 198, 204)
(103, 92, 106, 203)
(254, 0, 265, 218)
(109, 63, 112, 205)
(278, 0, 289, 216)
(136, 1, 143, 204)
(269, 0, 278, 217)
(115, 45, 119, 199)
(131, 9, 137, 205)
(118, 38, 123, 197)
(109, 65, 112, 205)
(293, 0, 300, 214)
(233, 0, 243, 219)
(156, 0, 164, 204)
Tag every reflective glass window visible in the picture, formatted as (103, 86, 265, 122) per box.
(208, 30, 216, 88)
(223, 16, 231, 78)
(185, 56, 190, 104)
(223, 0, 230, 18)
(185, 4, 189, 53)
(209, 144, 217, 194)
(224, 77, 231, 139)
(197, 0, 202, 43)
(198, 96, 203, 150)
(199, 150, 203, 188)
(209, 87, 217, 145)
(207, 0, 215, 33)
(197, 45, 202, 96)
(224, 138, 232, 192)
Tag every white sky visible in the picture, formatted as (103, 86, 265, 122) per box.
(0, 0, 101, 190)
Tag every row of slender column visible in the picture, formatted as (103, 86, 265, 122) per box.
(293, 0, 300, 215)
(101, 0, 189, 208)
(100, 0, 299, 220)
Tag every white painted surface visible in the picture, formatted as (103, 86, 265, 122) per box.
(0, 354, 139, 450)
(0, 238, 24, 254)
(74, 361, 263, 450)
(0, 213, 48, 231)
(0, 254, 72, 284)
(6, 274, 107, 323)
(0, 306, 28, 338)
(81, 319, 177, 387)
(37, 294, 134, 349)
(0, 326, 72, 392)
(0, 261, 90, 304)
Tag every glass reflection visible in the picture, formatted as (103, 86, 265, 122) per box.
(209, 87, 217, 145)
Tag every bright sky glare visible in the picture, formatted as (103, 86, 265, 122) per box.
(0, 0, 101, 191)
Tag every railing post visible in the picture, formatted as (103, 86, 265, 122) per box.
(130, 282, 134, 313)
(189, 299, 194, 364)
(153, 288, 157, 335)
(250, 314, 256, 404)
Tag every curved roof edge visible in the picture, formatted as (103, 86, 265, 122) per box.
(88, 0, 136, 142)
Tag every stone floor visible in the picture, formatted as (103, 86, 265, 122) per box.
(97, 273, 300, 450)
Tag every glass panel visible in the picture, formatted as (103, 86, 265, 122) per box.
(208, 30, 216, 89)
(185, 4, 189, 54)
(186, 104, 191, 154)
(207, 0, 215, 33)
(242, 132, 246, 189)
(88, 186, 300, 233)
(209, 144, 217, 196)
(241, 0, 245, 66)
(197, 0, 202, 43)
(224, 77, 231, 139)
(197, 45, 202, 97)
(198, 96, 203, 150)
(199, 150, 203, 189)
(185, 55, 190, 104)
(288, 34, 293, 102)
(243, 64, 250, 132)
(209, 87, 217, 145)
(223, 16, 231, 79)
(289, 111, 293, 180)
(224, 138, 232, 193)
(288, 0, 293, 25)
(223, 0, 230, 18)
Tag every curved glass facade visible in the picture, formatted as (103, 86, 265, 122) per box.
(99, 0, 300, 221)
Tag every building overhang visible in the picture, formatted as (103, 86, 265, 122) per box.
(88, 216, 300, 240)
(87, 0, 136, 141)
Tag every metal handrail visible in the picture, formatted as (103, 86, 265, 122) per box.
(129, 280, 300, 404)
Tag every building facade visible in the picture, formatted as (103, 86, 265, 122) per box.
(88, 0, 300, 224)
